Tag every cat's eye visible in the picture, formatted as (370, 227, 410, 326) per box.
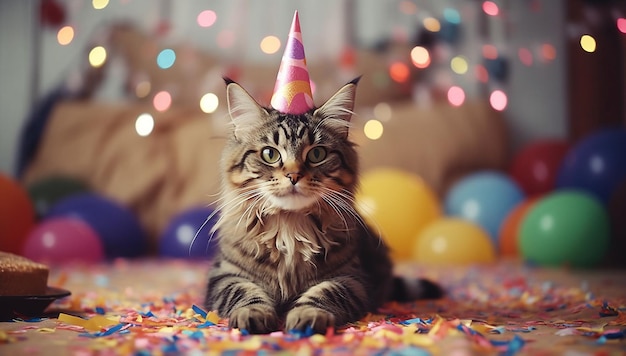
(261, 147, 281, 164)
(306, 146, 327, 164)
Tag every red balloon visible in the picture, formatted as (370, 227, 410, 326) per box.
(509, 139, 570, 196)
(0, 173, 36, 254)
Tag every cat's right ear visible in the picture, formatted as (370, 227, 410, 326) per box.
(225, 78, 268, 140)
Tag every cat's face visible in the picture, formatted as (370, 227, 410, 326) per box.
(222, 79, 360, 213)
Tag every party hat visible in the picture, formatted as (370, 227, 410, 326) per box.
(271, 11, 314, 114)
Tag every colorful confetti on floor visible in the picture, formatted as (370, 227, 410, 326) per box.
(0, 259, 625, 355)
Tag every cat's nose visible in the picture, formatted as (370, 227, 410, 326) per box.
(286, 172, 302, 185)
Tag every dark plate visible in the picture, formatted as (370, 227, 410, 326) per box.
(0, 287, 71, 320)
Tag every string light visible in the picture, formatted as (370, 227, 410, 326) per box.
(135, 81, 151, 98)
(618, 18, 626, 34)
(200, 93, 219, 113)
(389, 62, 410, 83)
(482, 1, 499, 16)
(447, 86, 465, 106)
(364, 120, 384, 140)
(57, 26, 74, 46)
(135, 113, 154, 137)
(580, 35, 596, 53)
(410, 46, 430, 69)
(518, 48, 533, 66)
(443, 8, 461, 24)
(489, 90, 508, 111)
(88, 46, 107, 68)
(423, 17, 441, 32)
(157, 49, 176, 69)
(92, 0, 109, 10)
(541, 43, 556, 61)
(373, 102, 392, 122)
(260, 36, 281, 54)
(450, 56, 468, 74)
(197, 10, 217, 28)
(153, 91, 172, 112)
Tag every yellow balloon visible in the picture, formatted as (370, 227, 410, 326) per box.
(413, 218, 496, 265)
(356, 168, 441, 260)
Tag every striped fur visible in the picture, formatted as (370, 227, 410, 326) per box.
(204, 78, 439, 334)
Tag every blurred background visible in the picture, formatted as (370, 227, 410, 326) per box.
(0, 0, 624, 267)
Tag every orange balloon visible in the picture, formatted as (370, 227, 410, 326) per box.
(0, 172, 36, 254)
(498, 197, 540, 257)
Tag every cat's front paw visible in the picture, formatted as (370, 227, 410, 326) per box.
(229, 305, 279, 334)
(285, 306, 335, 334)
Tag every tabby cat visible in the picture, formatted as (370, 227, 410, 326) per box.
(204, 78, 442, 334)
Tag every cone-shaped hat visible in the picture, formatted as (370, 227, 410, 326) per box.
(271, 11, 314, 114)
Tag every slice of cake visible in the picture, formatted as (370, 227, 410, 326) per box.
(0, 252, 49, 296)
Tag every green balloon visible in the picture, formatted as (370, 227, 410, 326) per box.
(27, 176, 90, 218)
(519, 190, 610, 268)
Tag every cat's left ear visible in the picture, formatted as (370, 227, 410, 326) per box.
(314, 77, 360, 138)
(225, 78, 269, 140)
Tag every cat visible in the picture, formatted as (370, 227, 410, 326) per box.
(204, 77, 442, 334)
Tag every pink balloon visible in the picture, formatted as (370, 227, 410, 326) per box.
(22, 218, 105, 264)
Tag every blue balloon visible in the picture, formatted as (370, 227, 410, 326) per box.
(444, 171, 525, 245)
(556, 128, 626, 204)
(46, 193, 147, 258)
(159, 206, 219, 259)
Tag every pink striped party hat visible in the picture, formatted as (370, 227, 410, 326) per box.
(271, 11, 314, 114)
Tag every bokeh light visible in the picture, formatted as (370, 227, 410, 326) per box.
(260, 36, 281, 54)
(482, 1, 499, 16)
(399, 0, 417, 15)
(482, 44, 498, 60)
(373, 102, 392, 122)
(92, 0, 109, 10)
(389, 62, 410, 83)
(618, 18, 626, 34)
(88, 46, 107, 68)
(135, 113, 154, 137)
(217, 30, 235, 49)
(200, 93, 219, 113)
(447, 86, 465, 107)
(540, 43, 556, 61)
(580, 34, 596, 53)
(135, 81, 151, 98)
(489, 90, 508, 111)
(423, 17, 441, 32)
(57, 26, 74, 46)
(153, 91, 172, 112)
(450, 56, 468, 74)
(364, 119, 384, 140)
(518, 47, 533, 66)
(475, 64, 489, 83)
(197, 10, 217, 28)
(410, 46, 431, 69)
(157, 49, 176, 69)
(443, 8, 461, 24)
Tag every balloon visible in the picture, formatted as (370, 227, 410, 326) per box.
(46, 193, 147, 258)
(22, 217, 105, 264)
(444, 171, 524, 245)
(556, 128, 626, 204)
(509, 139, 570, 196)
(412, 218, 496, 265)
(356, 168, 441, 260)
(159, 206, 219, 259)
(0, 172, 36, 254)
(519, 190, 610, 268)
(27, 175, 90, 218)
(498, 197, 540, 257)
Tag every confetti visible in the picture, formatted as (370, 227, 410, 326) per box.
(1, 260, 624, 354)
